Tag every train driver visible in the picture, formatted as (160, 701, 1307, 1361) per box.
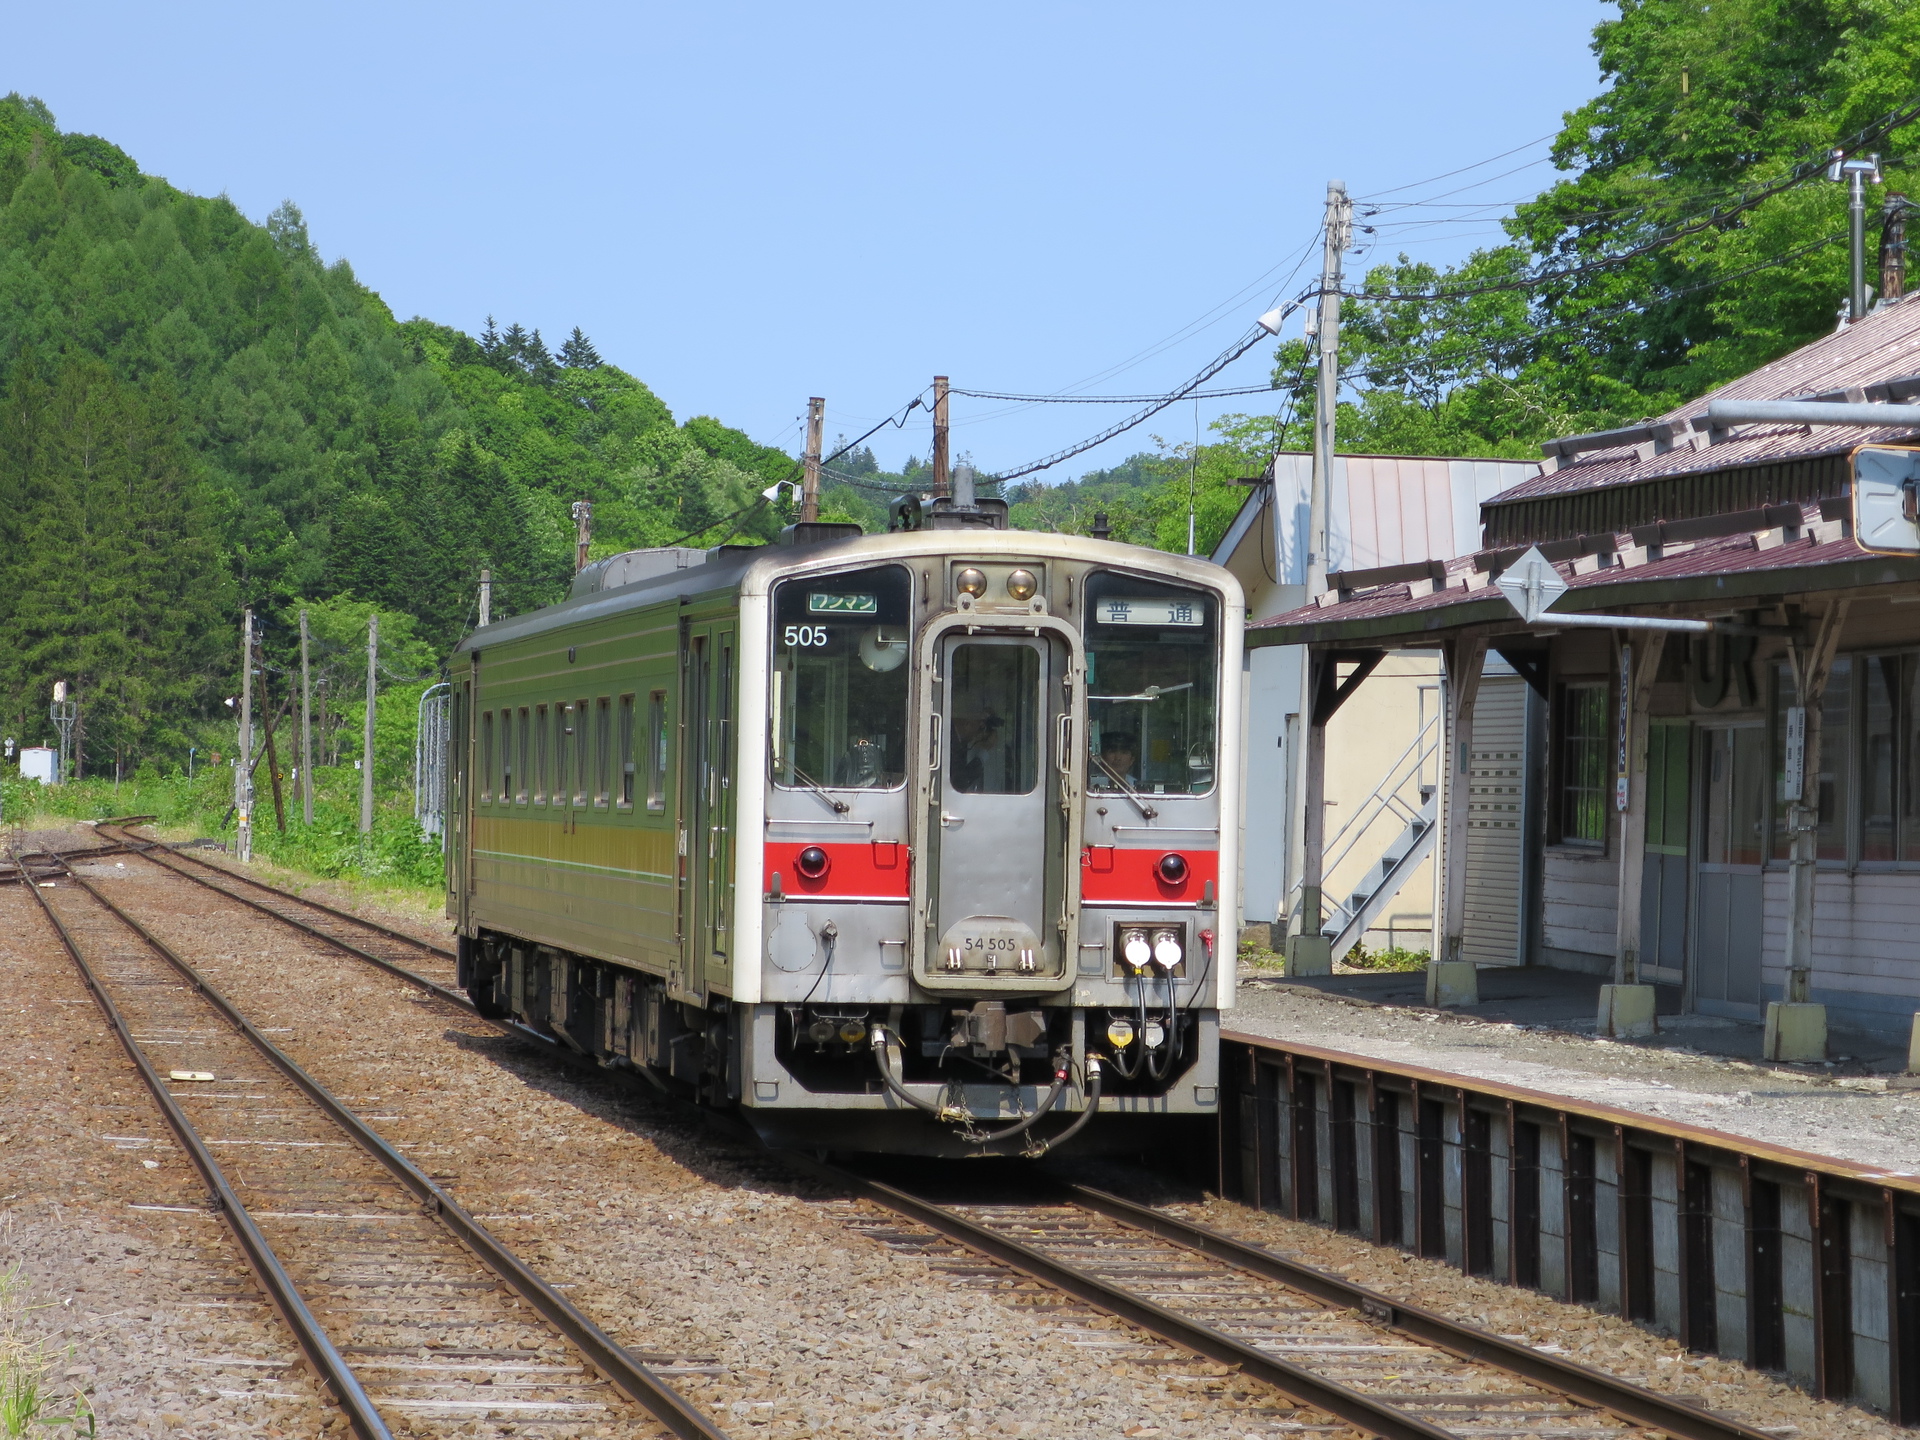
(1090, 730, 1139, 791)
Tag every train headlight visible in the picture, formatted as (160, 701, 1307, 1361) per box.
(1121, 928, 1150, 970)
(956, 567, 988, 598)
(1106, 1015, 1136, 1049)
(1005, 569, 1037, 602)
(796, 846, 830, 879)
(1156, 852, 1189, 884)
(1152, 929, 1183, 969)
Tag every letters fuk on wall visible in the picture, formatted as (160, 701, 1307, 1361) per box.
(1616, 642, 1631, 812)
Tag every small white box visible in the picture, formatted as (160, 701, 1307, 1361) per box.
(18, 746, 57, 784)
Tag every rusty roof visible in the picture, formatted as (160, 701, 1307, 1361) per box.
(1485, 297, 1920, 509)
(1245, 501, 1920, 648)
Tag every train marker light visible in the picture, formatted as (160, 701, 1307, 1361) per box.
(956, 568, 988, 598)
(1106, 1015, 1136, 1049)
(1142, 1019, 1167, 1049)
(1005, 569, 1037, 602)
(1156, 853, 1189, 884)
(1152, 930, 1183, 969)
(1122, 929, 1151, 970)
(837, 1019, 867, 1044)
(796, 846, 830, 880)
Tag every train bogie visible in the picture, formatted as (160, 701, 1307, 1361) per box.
(448, 518, 1242, 1155)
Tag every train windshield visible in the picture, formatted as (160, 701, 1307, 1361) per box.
(771, 564, 912, 790)
(1083, 572, 1217, 796)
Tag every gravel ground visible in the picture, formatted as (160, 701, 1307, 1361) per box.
(46, 833, 1320, 1440)
(1231, 973, 1920, 1177)
(0, 854, 332, 1437)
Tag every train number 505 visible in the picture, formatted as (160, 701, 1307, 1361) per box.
(783, 625, 830, 647)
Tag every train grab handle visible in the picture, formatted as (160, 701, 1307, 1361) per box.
(928, 712, 942, 771)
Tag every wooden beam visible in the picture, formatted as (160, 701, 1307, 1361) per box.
(1434, 635, 1488, 968)
(1613, 631, 1668, 986)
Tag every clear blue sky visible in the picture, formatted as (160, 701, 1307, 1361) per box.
(10, 1, 1602, 478)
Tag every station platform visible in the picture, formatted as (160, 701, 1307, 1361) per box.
(1242, 962, 1910, 1072)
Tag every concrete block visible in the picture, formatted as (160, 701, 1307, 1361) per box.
(1908, 1011, 1920, 1074)
(1426, 960, 1479, 1006)
(1286, 933, 1332, 976)
(1764, 1001, 1827, 1062)
(1597, 983, 1657, 1038)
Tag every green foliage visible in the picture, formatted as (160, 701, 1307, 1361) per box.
(0, 92, 803, 777)
(0, 1266, 94, 1437)
(1344, 942, 1431, 972)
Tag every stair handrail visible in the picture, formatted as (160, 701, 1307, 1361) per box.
(1316, 710, 1440, 886)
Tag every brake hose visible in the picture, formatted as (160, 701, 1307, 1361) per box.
(869, 1026, 1070, 1138)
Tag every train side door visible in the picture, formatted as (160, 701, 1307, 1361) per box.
(676, 620, 736, 1002)
(450, 671, 472, 926)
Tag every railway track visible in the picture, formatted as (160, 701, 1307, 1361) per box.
(87, 823, 1809, 1440)
(17, 844, 730, 1440)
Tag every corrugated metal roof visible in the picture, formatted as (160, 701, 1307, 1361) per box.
(1246, 502, 1897, 644)
(1485, 297, 1920, 507)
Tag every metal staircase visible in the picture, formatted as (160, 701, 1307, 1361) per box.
(1316, 712, 1440, 960)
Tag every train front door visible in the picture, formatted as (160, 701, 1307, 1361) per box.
(930, 634, 1060, 976)
(676, 620, 736, 1003)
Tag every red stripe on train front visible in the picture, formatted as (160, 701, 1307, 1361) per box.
(1079, 847, 1217, 904)
(764, 841, 911, 899)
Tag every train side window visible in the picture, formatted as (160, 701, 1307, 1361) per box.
(645, 691, 666, 811)
(555, 704, 571, 807)
(480, 711, 494, 803)
(533, 704, 549, 804)
(574, 697, 590, 805)
(515, 707, 530, 803)
(594, 697, 612, 808)
(617, 694, 637, 810)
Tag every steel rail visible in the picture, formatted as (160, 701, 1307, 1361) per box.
(100, 823, 457, 958)
(98, 827, 470, 1009)
(802, 1159, 1458, 1440)
(1065, 1184, 1780, 1440)
(50, 860, 732, 1440)
(14, 852, 396, 1440)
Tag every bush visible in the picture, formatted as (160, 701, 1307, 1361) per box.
(1345, 942, 1430, 972)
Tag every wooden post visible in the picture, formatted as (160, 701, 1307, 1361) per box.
(931, 376, 950, 496)
(1785, 602, 1849, 1001)
(1613, 632, 1668, 986)
(237, 608, 254, 863)
(1430, 635, 1487, 996)
(299, 608, 314, 826)
(800, 397, 825, 523)
(360, 612, 378, 835)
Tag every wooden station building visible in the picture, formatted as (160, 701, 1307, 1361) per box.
(1246, 299, 1920, 1048)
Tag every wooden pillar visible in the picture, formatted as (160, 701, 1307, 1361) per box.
(1612, 632, 1668, 986)
(1434, 635, 1487, 967)
(1784, 602, 1849, 1002)
(1300, 653, 1330, 941)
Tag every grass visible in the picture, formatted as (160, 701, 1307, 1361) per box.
(0, 1268, 92, 1437)
(4, 764, 447, 901)
(1344, 942, 1431, 972)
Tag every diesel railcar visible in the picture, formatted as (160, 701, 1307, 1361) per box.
(445, 498, 1243, 1156)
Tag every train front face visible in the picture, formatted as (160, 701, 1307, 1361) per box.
(742, 537, 1242, 1156)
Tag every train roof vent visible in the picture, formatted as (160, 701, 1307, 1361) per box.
(570, 546, 708, 598)
(777, 522, 865, 546)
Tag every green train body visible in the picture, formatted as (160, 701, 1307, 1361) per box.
(447, 519, 1242, 1156)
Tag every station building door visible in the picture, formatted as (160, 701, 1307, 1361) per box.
(1638, 720, 1690, 986)
(1692, 723, 1766, 1013)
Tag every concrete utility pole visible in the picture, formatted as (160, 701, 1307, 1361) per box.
(299, 608, 314, 826)
(800, 396, 825, 523)
(360, 612, 378, 836)
(571, 501, 593, 573)
(931, 376, 951, 497)
(1307, 178, 1351, 597)
(237, 609, 254, 863)
(1831, 149, 1883, 322)
(1285, 179, 1353, 974)
(478, 568, 492, 628)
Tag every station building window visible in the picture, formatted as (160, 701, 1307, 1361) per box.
(1766, 652, 1920, 866)
(1555, 681, 1609, 848)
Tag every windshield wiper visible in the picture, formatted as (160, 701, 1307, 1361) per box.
(1088, 682, 1194, 703)
(783, 762, 850, 814)
(1090, 753, 1157, 820)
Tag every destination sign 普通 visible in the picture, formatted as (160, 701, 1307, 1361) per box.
(1096, 598, 1202, 627)
(808, 593, 878, 615)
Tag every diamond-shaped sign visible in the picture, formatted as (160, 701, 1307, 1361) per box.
(1494, 546, 1568, 623)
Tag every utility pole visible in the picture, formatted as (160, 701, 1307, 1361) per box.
(1882, 193, 1911, 304)
(237, 609, 254, 862)
(360, 612, 378, 835)
(478, 568, 492, 628)
(1308, 179, 1351, 596)
(1285, 179, 1353, 974)
(299, 608, 314, 826)
(571, 501, 593, 573)
(800, 396, 825, 524)
(1831, 149, 1883, 322)
(931, 376, 950, 497)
